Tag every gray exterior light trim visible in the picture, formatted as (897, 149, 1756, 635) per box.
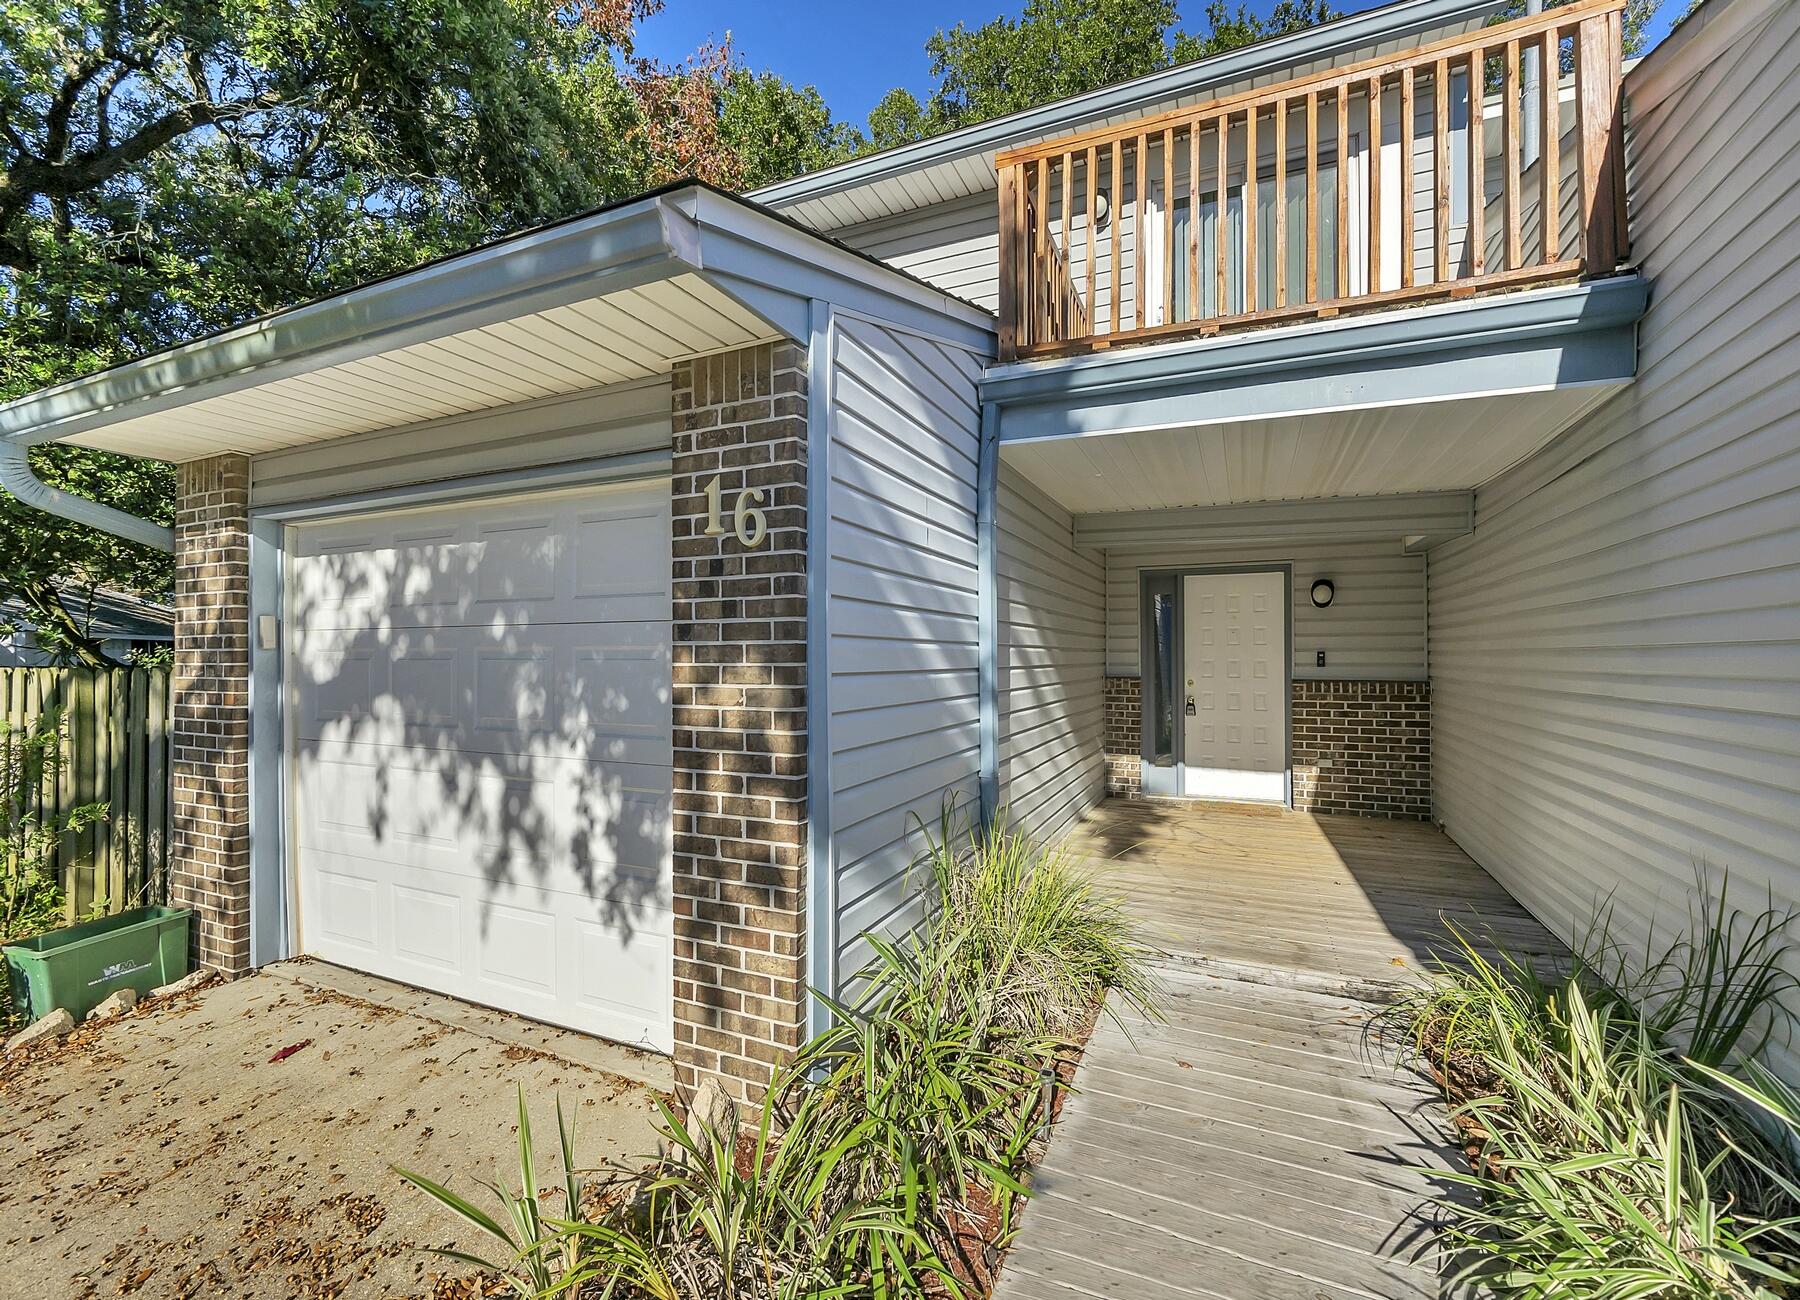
(984, 275, 1650, 442)
(0, 440, 174, 551)
(804, 299, 839, 1039)
(751, 0, 1505, 214)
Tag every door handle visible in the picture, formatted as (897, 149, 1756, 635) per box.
(1185, 695, 1196, 716)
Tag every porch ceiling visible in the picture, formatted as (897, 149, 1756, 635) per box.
(1001, 384, 1613, 514)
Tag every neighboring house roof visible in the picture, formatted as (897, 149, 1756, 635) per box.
(750, 0, 1509, 232)
(0, 586, 174, 643)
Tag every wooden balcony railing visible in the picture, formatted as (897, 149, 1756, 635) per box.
(995, 0, 1628, 360)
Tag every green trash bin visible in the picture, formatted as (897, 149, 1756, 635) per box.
(3, 906, 192, 1024)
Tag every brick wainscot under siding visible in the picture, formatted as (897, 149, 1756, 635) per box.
(1290, 681, 1431, 819)
(1103, 675, 1431, 819)
(169, 454, 254, 974)
(669, 342, 811, 1104)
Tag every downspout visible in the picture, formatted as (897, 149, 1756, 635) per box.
(0, 436, 175, 552)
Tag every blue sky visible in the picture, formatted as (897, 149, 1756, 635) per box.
(635, 1, 1681, 127)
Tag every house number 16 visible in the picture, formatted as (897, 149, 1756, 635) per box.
(700, 475, 768, 548)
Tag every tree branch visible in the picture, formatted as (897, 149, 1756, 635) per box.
(0, 88, 287, 221)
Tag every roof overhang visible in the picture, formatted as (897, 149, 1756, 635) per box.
(752, 0, 1508, 231)
(987, 275, 1649, 515)
(0, 183, 993, 463)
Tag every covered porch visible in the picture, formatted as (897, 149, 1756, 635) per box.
(1067, 797, 1564, 991)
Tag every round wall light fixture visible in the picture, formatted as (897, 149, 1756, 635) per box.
(1310, 578, 1335, 608)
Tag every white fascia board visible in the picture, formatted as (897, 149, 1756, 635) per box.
(751, 0, 1506, 216)
(0, 192, 695, 449)
(679, 190, 996, 352)
(985, 275, 1649, 442)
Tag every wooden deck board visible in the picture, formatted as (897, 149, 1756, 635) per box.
(1069, 800, 1564, 985)
(991, 802, 1544, 1299)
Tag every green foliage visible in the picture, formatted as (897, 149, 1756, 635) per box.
(855, 0, 1338, 148)
(1401, 879, 1800, 1297)
(0, 0, 859, 649)
(0, 709, 105, 942)
(717, 69, 863, 191)
(402, 808, 1155, 1297)
(1172, 0, 1339, 62)
(924, 0, 1181, 130)
(1492, 0, 1662, 59)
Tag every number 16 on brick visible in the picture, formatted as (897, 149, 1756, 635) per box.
(701, 476, 769, 548)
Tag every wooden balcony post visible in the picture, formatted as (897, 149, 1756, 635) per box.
(997, 163, 1019, 360)
(1577, 13, 1621, 271)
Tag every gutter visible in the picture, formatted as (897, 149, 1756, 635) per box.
(0, 439, 174, 552)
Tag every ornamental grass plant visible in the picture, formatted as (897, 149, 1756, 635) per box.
(401, 801, 1154, 1299)
(1400, 877, 1800, 1298)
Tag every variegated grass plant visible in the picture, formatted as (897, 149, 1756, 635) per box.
(1399, 876, 1800, 1297)
(399, 801, 1155, 1298)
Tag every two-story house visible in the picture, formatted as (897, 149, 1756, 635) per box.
(1, 0, 1793, 1100)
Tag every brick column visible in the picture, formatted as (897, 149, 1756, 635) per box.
(669, 343, 810, 1104)
(169, 454, 254, 973)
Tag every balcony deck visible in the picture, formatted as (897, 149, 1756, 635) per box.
(996, 0, 1628, 361)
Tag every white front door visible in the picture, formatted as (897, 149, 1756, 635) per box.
(1181, 571, 1288, 803)
(286, 478, 674, 1052)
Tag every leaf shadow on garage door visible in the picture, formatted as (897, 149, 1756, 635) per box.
(281, 505, 673, 1003)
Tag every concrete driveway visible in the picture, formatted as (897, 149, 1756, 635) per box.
(0, 961, 670, 1300)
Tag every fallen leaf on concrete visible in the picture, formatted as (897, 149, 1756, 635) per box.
(267, 1040, 313, 1064)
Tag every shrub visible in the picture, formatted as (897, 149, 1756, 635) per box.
(401, 805, 1155, 1298)
(1403, 879, 1800, 1297)
(912, 803, 1158, 1040)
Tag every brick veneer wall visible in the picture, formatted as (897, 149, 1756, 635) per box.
(169, 454, 254, 974)
(1100, 674, 1431, 817)
(1290, 680, 1431, 819)
(669, 342, 810, 1104)
(1103, 675, 1141, 796)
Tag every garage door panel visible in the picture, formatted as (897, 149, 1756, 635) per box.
(298, 748, 671, 903)
(292, 493, 668, 633)
(299, 845, 673, 1048)
(294, 625, 670, 767)
(289, 478, 674, 1053)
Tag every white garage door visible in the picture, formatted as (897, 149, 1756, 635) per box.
(286, 478, 673, 1052)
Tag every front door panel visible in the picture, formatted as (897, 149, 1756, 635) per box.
(1181, 572, 1287, 802)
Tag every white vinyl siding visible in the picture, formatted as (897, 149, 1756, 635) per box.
(824, 314, 988, 983)
(1106, 540, 1426, 680)
(1429, 0, 1800, 1076)
(250, 377, 670, 507)
(998, 466, 1107, 845)
(834, 193, 1001, 312)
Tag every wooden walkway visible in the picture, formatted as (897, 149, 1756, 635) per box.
(996, 801, 1563, 1300)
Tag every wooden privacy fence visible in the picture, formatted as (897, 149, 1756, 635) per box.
(996, 0, 1629, 359)
(1, 667, 172, 922)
